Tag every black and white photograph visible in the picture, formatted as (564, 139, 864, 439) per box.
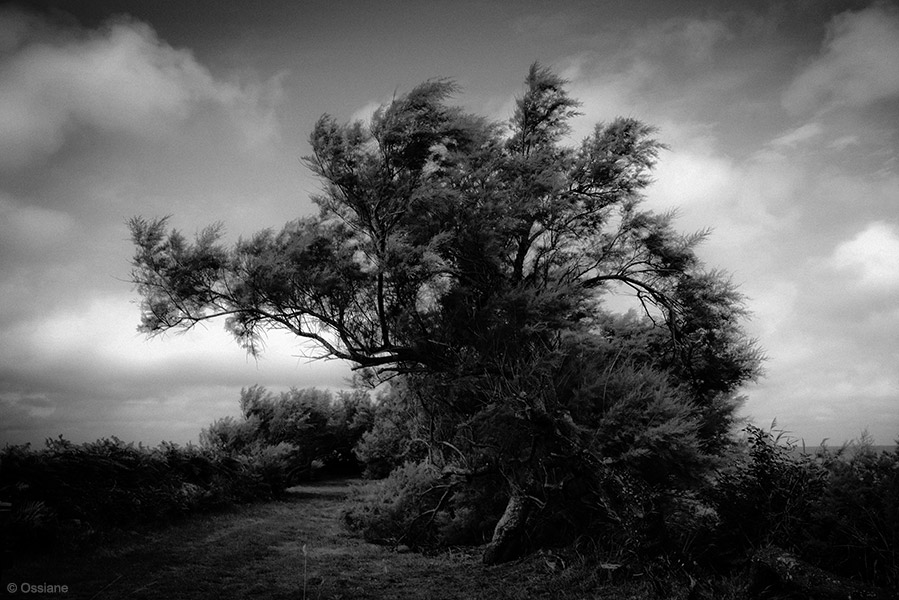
(1, 1, 897, 598)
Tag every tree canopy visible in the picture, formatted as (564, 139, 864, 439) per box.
(130, 63, 762, 563)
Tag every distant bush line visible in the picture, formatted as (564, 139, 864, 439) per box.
(1, 386, 376, 555)
(2, 436, 280, 554)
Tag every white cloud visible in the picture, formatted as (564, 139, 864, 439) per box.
(0, 8, 328, 447)
(558, 15, 738, 137)
(0, 293, 343, 387)
(831, 221, 899, 290)
(647, 138, 804, 271)
(768, 122, 823, 147)
(643, 115, 898, 446)
(550, 7, 899, 444)
(0, 8, 283, 170)
(828, 134, 859, 150)
(349, 100, 385, 127)
(0, 294, 352, 445)
(783, 4, 899, 113)
(651, 149, 735, 209)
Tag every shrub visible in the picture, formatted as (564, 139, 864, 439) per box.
(342, 459, 506, 549)
(0, 435, 295, 556)
(710, 425, 827, 560)
(199, 386, 376, 480)
(325, 390, 377, 475)
(707, 426, 899, 589)
(353, 384, 426, 479)
(239, 442, 300, 497)
(343, 461, 445, 547)
(809, 439, 899, 587)
(431, 475, 507, 546)
(353, 419, 405, 479)
(198, 415, 261, 453)
(5, 500, 58, 553)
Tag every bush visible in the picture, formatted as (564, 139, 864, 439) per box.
(0, 435, 295, 556)
(343, 461, 445, 547)
(710, 425, 827, 561)
(354, 418, 408, 479)
(353, 385, 426, 479)
(199, 415, 261, 453)
(200, 386, 376, 480)
(708, 426, 899, 589)
(343, 459, 506, 550)
(4, 499, 58, 553)
(239, 442, 300, 498)
(431, 476, 507, 546)
(809, 439, 899, 588)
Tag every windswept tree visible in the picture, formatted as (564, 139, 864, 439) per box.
(130, 64, 761, 563)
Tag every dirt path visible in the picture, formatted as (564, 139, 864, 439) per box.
(3, 480, 562, 600)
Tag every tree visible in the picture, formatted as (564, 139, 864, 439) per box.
(200, 386, 375, 478)
(130, 63, 761, 563)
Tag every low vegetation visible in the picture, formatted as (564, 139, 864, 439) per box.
(344, 415, 899, 596)
(2, 436, 277, 554)
(2, 424, 896, 598)
(3, 64, 896, 598)
(1, 386, 374, 557)
(712, 426, 899, 589)
(199, 385, 375, 480)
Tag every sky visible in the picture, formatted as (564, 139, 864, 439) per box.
(1, 0, 897, 447)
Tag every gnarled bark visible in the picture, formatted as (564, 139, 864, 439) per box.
(482, 492, 532, 565)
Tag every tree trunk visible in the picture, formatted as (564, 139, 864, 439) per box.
(482, 492, 531, 565)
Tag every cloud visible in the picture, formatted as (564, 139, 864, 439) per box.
(0, 192, 77, 259)
(0, 7, 283, 170)
(768, 122, 823, 147)
(0, 8, 332, 447)
(349, 100, 385, 127)
(556, 14, 780, 170)
(0, 294, 351, 445)
(635, 17, 732, 63)
(511, 11, 576, 39)
(545, 6, 899, 443)
(0, 293, 343, 393)
(747, 217, 899, 443)
(827, 134, 859, 150)
(783, 4, 899, 113)
(649, 145, 899, 442)
(831, 221, 899, 290)
(2, 2, 896, 447)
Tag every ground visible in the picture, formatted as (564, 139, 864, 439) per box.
(3, 480, 639, 600)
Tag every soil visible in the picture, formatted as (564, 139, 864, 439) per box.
(2, 480, 592, 600)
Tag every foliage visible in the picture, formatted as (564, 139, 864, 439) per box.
(129, 63, 762, 562)
(343, 460, 505, 549)
(711, 425, 828, 558)
(238, 441, 300, 497)
(199, 385, 375, 479)
(0, 386, 374, 558)
(353, 383, 427, 479)
(343, 461, 445, 547)
(0, 435, 291, 555)
(809, 437, 899, 588)
(709, 426, 899, 590)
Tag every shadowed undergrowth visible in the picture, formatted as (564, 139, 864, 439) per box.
(2, 479, 732, 600)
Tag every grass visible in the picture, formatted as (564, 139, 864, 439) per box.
(2, 479, 743, 599)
